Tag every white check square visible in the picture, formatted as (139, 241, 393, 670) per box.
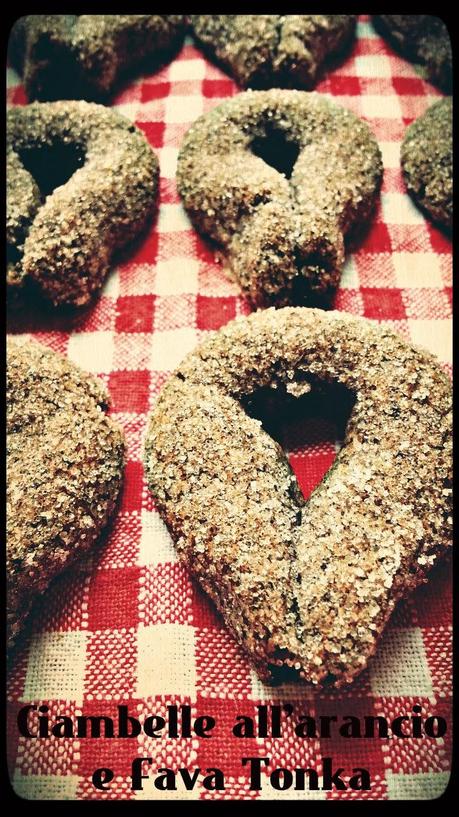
(22, 631, 88, 704)
(136, 623, 197, 697)
(154, 257, 199, 295)
(393, 253, 443, 288)
(157, 203, 192, 233)
(150, 327, 198, 371)
(249, 668, 313, 702)
(169, 59, 206, 81)
(408, 319, 452, 364)
(361, 95, 402, 119)
(138, 510, 178, 566)
(68, 331, 114, 373)
(340, 257, 360, 289)
(369, 628, 433, 696)
(158, 146, 179, 179)
(7, 67, 21, 87)
(165, 94, 203, 123)
(386, 771, 450, 801)
(355, 55, 392, 78)
(356, 20, 378, 39)
(13, 772, 80, 801)
(379, 141, 401, 169)
(102, 267, 120, 299)
(112, 102, 139, 121)
(381, 192, 426, 225)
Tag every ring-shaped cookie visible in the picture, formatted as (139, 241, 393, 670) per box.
(373, 15, 452, 93)
(144, 307, 452, 686)
(190, 15, 356, 89)
(9, 15, 185, 101)
(177, 90, 383, 308)
(7, 338, 125, 649)
(7, 100, 159, 307)
(401, 98, 452, 232)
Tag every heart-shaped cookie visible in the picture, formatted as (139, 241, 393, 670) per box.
(144, 308, 452, 686)
(9, 15, 185, 101)
(190, 15, 357, 89)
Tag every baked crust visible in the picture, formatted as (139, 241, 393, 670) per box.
(401, 98, 452, 231)
(373, 15, 452, 92)
(8, 15, 185, 101)
(177, 89, 382, 307)
(7, 338, 125, 649)
(144, 308, 452, 686)
(190, 15, 356, 89)
(7, 100, 159, 307)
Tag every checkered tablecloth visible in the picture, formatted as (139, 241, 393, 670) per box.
(7, 15, 452, 801)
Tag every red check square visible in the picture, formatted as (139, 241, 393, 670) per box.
(141, 81, 171, 101)
(360, 220, 392, 253)
(108, 370, 151, 414)
(391, 76, 426, 95)
(135, 121, 165, 148)
(361, 287, 406, 319)
(115, 295, 155, 334)
(120, 461, 145, 513)
(87, 566, 141, 631)
(196, 295, 237, 330)
(328, 75, 361, 95)
(202, 78, 235, 97)
(289, 450, 337, 500)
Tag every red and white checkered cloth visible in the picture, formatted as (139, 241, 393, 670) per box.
(7, 15, 452, 801)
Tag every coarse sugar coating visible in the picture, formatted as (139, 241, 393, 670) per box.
(8, 15, 185, 101)
(7, 100, 159, 307)
(372, 15, 452, 92)
(190, 15, 356, 89)
(7, 149, 41, 292)
(7, 338, 125, 649)
(177, 89, 383, 308)
(401, 97, 452, 231)
(144, 308, 452, 686)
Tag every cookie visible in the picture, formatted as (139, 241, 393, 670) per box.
(7, 338, 125, 649)
(7, 100, 159, 307)
(177, 89, 382, 307)
(144, 307, 452, 686)
(8, 15, 185, 101)
(190, 15, 356, 89)
(401, 97, 452, 231)
(373, 15, 452, 92)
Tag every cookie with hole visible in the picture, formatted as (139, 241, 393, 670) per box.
(372, 15, 452, 93)
(401, 97, 452, 232)
(190, 15, 357, 90)
(176, 89, 383, 308)
(7, 337, 125, 650)
(144, 307, 452, 687)
(7, 100, 159, 308)
(8, 15, 185, 102)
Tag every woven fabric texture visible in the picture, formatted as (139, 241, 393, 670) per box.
(7, 15, 452, 801)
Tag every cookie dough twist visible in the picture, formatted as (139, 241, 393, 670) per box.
(7, 100, 159, 307)
(177, 90, 383, 307)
